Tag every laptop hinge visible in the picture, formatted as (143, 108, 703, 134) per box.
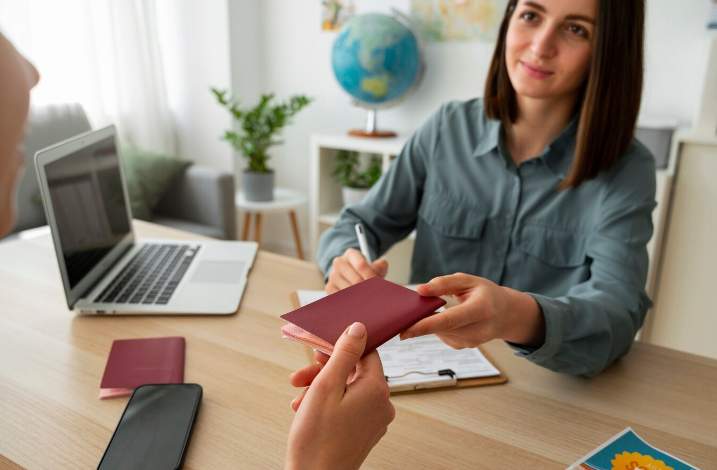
(79, 242, 136, 304)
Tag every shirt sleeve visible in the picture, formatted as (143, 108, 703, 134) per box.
(508, 148, 657, 377)
(316, 105, 444, 279)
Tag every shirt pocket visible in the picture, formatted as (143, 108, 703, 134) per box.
(512, 223, 590, 297)
(415, 192, 489, 279)
(514, 224, 588, 268)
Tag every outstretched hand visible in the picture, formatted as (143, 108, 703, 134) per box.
(400, 273, 545, 349)
(286, 323, 395, 470)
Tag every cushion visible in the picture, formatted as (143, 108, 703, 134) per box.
(18, 104, 92, 232)
(150, 215, 226, 240)
(120, 144, 192, 221)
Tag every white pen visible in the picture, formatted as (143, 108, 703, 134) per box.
(354, 223, 373, 264)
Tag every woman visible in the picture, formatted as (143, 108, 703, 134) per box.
(318, 0, 655, 377)
(0, 32, 392, 470)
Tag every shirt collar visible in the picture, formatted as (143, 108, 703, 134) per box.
(472, 116, 501, 158)
(473, 113, 579, 179)
(539, 114, 579, 179)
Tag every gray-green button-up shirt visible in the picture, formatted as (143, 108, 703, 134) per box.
(317, 99, 656, 377)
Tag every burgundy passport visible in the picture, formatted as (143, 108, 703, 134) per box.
(281, 277, 446, 357)
(99, 337, 185, 399)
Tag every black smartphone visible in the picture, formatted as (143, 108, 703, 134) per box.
(97, 383, 202, 470)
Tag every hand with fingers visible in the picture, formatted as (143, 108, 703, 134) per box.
(325, 248, 389, 294)
(285, 322, 395, 470)
(399, 273, 546, 349)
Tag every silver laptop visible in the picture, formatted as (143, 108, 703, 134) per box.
(35, 125, 258, 315)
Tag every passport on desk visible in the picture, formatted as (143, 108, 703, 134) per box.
(280, 277, 446, 357)
(99, 337, 185, 399)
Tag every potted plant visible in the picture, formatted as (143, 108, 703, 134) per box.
(332, 150, 382, 206)
(212, 88, 312, 202)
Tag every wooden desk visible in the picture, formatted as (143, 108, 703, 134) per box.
(1, 221, 716, 469)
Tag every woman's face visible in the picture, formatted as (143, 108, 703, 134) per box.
(0, 33, 39, 237)
(505, 0, 597, 104)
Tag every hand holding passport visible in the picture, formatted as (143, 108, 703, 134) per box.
(281, 277, 446, 356)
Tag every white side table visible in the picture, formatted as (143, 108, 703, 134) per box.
(235, 187, 308, 259)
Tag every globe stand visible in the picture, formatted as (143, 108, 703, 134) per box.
(348, 109, 396, 138)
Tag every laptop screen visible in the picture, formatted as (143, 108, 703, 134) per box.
(44, 135, 131, 289)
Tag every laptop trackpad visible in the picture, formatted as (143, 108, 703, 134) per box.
(192, 261, 245, 283)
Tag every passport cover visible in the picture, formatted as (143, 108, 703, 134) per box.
(99, 337, 185, 399)
(280, 277, 446, 357)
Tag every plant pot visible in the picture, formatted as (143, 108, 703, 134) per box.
(243, 170, 275, 202)
(342, 186, 369, 206)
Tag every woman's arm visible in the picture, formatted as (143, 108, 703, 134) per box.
(318, 106, 445, 292)
(402, 153, 656, 377)
(400, 275, 546, 348)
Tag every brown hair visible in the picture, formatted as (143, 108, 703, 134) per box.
(484, 0, 645, 189)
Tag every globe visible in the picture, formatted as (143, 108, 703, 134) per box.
(331, 12, 425, 136)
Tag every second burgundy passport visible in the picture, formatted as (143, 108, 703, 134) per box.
(281, 277, 446, 356)
(100, 336, 185, 399)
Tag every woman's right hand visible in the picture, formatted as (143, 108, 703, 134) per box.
(326, 248, 389, 294)
(285, 323, 395, 470)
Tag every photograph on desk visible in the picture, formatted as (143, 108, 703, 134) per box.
(568, 428, 702, 470)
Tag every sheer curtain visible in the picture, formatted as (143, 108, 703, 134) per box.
(0, 0, 176, 155)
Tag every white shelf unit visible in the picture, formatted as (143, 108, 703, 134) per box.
(641, 131, 717, 359)
(309, 133, 414, 283)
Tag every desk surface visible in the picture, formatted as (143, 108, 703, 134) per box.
(1, 221, 716, 469)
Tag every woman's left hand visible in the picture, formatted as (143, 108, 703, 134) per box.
(400, 273, 546, 349)
(285, 323, 395, 470)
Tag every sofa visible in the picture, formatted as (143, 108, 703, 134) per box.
(10, 103, 236, 240)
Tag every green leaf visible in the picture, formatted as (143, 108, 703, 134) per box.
(211, 87, 229, 105)
(211, 89, 312, 172)
(332, 152, 383, 188)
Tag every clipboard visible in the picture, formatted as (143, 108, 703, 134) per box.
(289, 292, 508, 395)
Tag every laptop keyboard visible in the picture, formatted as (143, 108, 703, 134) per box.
(96, 244, 199, 305)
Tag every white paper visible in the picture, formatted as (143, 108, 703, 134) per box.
(296, 289, 328, 307)
(378, 334, 499, 379)
(297, 285, 445, 311)
(295, 289, 499, 381)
